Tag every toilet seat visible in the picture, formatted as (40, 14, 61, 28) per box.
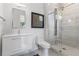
(38, 40, 50, 48)
(37, 40, 50, 56)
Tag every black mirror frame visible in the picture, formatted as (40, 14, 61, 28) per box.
(31, 12, 44, 28)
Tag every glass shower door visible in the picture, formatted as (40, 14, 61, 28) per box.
(47, 8, 63, 56)
(48, 13, 55, 45)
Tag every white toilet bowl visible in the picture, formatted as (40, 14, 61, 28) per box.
(37, 40, 50, 56)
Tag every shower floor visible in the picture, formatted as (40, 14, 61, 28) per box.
(51, 44, 79, 56)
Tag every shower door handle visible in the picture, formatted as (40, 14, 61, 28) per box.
(54, 19, 57, 36)
(54, 8, 57, 36)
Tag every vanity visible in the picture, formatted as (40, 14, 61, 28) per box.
(2, 33, 38, 56)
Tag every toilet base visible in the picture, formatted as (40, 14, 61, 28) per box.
(43, 48, 49, 56)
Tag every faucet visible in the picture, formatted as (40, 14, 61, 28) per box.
(18, 29, 20, 34)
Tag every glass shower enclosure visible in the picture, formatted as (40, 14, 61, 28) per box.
(47, 3, 79, 56)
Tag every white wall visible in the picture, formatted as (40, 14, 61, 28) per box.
(62, 4, 79, 49)
(23, 3, 45, 41)
(2, 3, 45, 42)
(45, 3, 79, 49)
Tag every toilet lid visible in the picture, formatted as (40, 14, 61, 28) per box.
(38, 41, 50, 48)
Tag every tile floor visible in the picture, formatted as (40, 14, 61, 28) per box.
(20, 46, 61, 56)
(37, 46, 61, 56)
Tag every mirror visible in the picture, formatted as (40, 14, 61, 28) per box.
(12, 8, 26, 28)
(31, 12, 44, 28)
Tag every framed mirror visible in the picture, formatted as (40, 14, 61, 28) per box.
(12, 8, 26, 28)
(31, 12, 44, 28)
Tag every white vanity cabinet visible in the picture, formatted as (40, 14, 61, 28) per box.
(2, 34, 38, 56)
(2, 35, 22, 56)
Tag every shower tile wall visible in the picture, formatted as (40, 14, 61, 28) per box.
(62, 4, 79, 49)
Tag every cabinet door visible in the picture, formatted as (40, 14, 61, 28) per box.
(2, 36, 21, 56)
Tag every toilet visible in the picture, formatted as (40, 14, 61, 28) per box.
(37, 40, 50, 56)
